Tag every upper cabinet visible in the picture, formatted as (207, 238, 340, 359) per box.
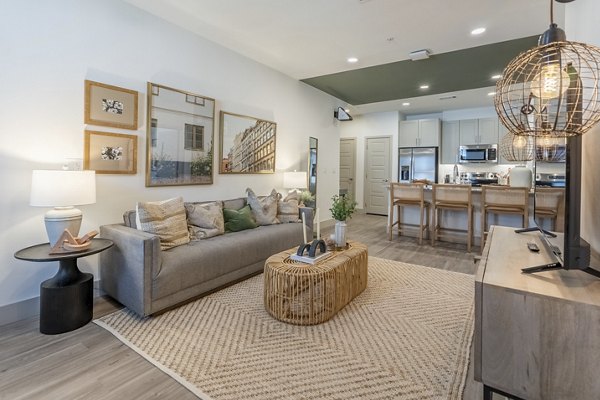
(459, 117, 499, 145)
(399, 118, 440, 148)
(441, 121, 460, 164)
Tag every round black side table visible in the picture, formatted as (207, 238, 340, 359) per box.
(14, 238, 113, 335)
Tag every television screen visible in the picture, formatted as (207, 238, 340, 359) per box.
(334, 107, 352, 121)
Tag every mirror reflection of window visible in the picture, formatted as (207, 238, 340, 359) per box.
(308, 137, 318, 208)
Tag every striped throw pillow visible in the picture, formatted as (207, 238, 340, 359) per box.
(136, 197, 189, 250)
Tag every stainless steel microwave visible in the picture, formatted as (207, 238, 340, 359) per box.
(459, 144, 498, 163)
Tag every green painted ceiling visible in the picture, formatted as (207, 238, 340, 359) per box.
(301, 36, 539, 105)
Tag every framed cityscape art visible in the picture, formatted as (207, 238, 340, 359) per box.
(84, 80, 139, 130)
(84, 130, 137, 174)
(219, 111, 276, 174)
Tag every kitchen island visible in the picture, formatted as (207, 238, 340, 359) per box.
(387, 185, 564, 249)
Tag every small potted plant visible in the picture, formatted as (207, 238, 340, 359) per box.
(298, 190, 315, 207)
(329, 194, 357, 248)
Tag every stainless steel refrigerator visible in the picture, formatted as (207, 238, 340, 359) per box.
(398, 147, 438, 183)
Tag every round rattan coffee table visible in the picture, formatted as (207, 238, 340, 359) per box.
(264, 240, 368, 325)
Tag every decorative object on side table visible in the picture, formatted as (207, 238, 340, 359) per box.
(84, 80, 139, 130)
(329, 194, 357, 249)
(49, 229, 98, 254)
(298, 190, 314, 208)
(84, 130, 137, 174)
(30, 170, 96, 247)
(14, 238, 113, 334)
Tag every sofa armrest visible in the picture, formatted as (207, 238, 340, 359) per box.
(99, 224, 160, 317)
(299, 207, 315, 239)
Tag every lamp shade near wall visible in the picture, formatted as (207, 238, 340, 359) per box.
(30, 170, 96, 246)
(283, 171, 307, 190)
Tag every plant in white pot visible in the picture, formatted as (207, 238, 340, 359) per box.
(329, 195, 357, 248)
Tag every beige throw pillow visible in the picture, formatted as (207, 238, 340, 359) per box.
(278, 191, 300, 223)
(185, 201, 225, 240)
(246, 188, 280, 226)
(136, 197, 190, 250)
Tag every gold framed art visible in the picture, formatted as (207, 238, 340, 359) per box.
(84, 130, 137, 174)
(219, 111, 276, 174)
(84, 80, 139, 130)
(146, 82, 216, 187)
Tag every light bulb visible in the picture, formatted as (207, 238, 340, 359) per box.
(514, 135, 527, 148)
(530, 62, 570, 99)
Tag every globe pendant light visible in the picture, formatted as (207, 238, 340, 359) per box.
(499, 131, 535, 161)
(494, 0, 600, 138)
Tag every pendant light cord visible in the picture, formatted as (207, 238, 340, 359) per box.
(550, 0, 554, 24)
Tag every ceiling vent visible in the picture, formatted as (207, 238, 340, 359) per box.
(408, 49, 430, 61)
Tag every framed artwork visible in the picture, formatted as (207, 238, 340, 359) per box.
(146, 82, 215, 187)
(84, 130, 137, 174)
(84, 80, 139, 130)
(219, 111, 276, 174)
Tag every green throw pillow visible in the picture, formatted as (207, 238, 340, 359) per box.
(223, 205, 258, 232)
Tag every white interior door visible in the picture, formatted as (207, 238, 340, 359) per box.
(339, 138, 356, 200)
(365, 136, 391, 215)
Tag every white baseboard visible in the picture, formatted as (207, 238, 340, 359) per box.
(0, 281, 103, 327)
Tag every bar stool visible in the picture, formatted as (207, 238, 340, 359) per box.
(535, 188, 565, 232)
(388, 182, 430, 245)
(431, 184, 473, 252)
(481, 185, 529, 251)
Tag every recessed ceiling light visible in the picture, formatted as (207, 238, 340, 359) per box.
(471, 27, 486, 35)
(487, 91, 496, 96)
(420, 84, 429, 89)
(347, 57, 358, 63)
(402, 102, 410, 106)
(491, 74, 502, 80)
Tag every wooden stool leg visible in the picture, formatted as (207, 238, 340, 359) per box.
(397, 204, 402, 238)
(481, 207, 486, 253)
(418, 204, 424, 245)
(467, 206, 472, 253)
(431, 206, 437, 246)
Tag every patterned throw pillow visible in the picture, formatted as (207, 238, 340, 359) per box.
(136, 197, 190, 250)
(246, 188, 280, 226)
(278, 191, 300, 223)
(223, 205, 258, 232)
(185, 201, 225, 240)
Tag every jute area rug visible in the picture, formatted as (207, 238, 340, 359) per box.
(95, 257, 474, 400)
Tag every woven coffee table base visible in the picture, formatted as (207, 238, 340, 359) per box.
(264, 241, 368, 325)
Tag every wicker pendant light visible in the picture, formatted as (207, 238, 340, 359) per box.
(499, 131, 535, 161)
(495, 0, 600, 138)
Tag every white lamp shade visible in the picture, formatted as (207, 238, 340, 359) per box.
(30, 170, 96, 207)
(283, 171, 307, 189)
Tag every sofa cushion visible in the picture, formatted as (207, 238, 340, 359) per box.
(223, 205, 258, 232)
(136, 197, 190, 250)
(278, 192, 300, 223)
(222, 197, 246, 211)
(185, 201, 225, 240)
(246, 188, 279, 225)
(152, 223, 305, 299)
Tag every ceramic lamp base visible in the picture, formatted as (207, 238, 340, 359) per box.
(44, 207, 82, 247)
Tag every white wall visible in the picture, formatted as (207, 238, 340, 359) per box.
(0, 0, 342, 310)
(339, 112, 399, 209)
(565, 0, 600, 256)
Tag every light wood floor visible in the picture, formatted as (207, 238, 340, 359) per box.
(0, 213, 492, 400)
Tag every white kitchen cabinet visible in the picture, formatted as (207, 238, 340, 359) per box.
(399, 119, 440, 147)
(441, 120, 460, 164)
(459, 119, 479, 145)
(459, 118, 499, 145)
(478, 117, 499, 144)
(398, 120, 419, 147)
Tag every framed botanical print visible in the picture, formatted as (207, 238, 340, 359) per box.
(219, 111, 276, 174)
(146, 82, 215, 186)
(84, 130, 137, 174)
(84, 80, 139, 130)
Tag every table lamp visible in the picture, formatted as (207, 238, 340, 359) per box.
(283, 171, 307, 193)
(30, 170, 96, 246)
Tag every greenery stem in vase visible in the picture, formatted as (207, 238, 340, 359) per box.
(330, 195, 357, 249)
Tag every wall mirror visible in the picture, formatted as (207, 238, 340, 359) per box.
(146, 82, 215, 187)
(308, 137, 318, 208)
(533, 137, 566, 234)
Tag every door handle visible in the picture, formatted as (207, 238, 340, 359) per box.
(349, 178, 353, 181)
(383, 179, 389, 182)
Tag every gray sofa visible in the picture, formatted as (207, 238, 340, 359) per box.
(99, 197, 313, 317)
